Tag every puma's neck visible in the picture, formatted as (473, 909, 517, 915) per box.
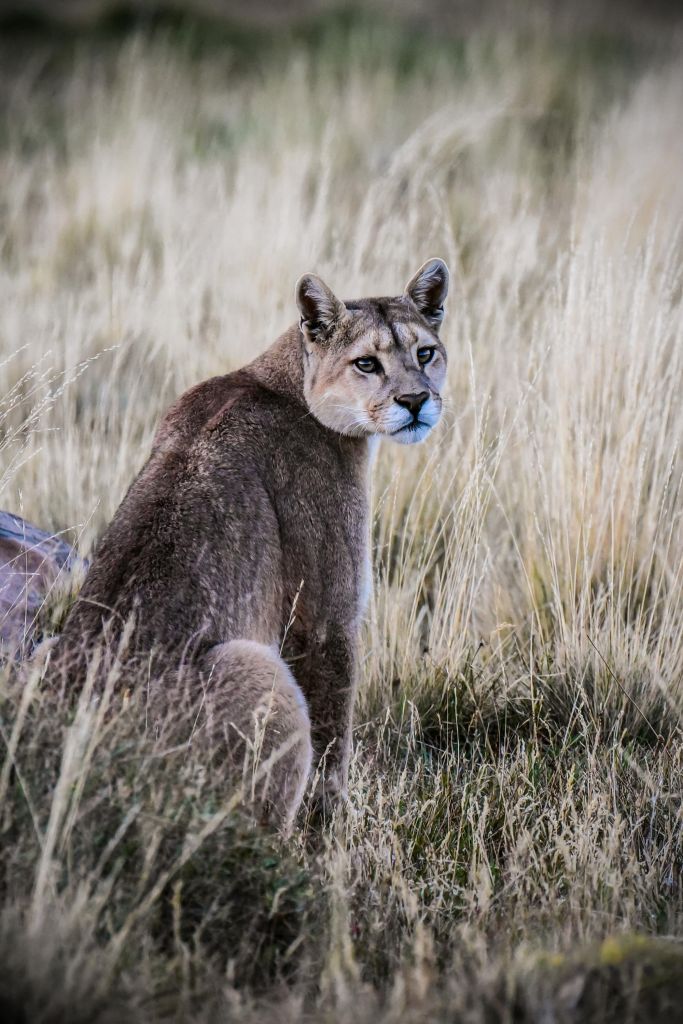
(248, 325, 307, 407)
(249, 325, 370, 467)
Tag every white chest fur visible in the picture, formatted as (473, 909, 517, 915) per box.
(358, 436, 379, 616)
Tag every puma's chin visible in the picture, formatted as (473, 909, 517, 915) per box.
(386, 420, 434, 445)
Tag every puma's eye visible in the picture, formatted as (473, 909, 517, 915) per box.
(417, 346, 436, 366)
(354, 356, 381, 374)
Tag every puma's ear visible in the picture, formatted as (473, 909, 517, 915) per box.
(295, 273, 346, 343)
(404, 258, 449, 331)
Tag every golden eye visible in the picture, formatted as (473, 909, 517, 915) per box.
(417, 346, 435, 366)
(354, 356, 381, 373)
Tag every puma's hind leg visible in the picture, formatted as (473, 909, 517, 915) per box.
(199, 639, 312, 834)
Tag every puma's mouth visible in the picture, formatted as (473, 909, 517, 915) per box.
(390, 418, 430, 435)
(387, 418, 434, 444)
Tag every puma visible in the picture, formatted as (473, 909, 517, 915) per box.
(52, 258, 449, 831)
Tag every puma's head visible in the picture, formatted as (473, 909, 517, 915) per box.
(296, 259, 449, 445)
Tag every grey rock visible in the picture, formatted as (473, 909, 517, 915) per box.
(0, 511, 85, 659)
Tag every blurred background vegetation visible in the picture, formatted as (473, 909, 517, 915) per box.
(2, 0, 683, 50)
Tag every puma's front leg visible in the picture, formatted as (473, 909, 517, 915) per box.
(293, 620, 357, 807)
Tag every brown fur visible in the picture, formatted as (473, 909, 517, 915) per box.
(51, 259, 449, 830)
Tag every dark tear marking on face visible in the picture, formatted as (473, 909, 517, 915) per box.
(388, 319, 411, 352)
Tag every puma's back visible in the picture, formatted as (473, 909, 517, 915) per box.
(62, 368, 290, 659)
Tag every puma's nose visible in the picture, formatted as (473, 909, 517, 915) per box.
(395, 391, 429, 417)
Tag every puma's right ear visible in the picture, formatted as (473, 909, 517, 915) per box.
(405, 258, 449, 331)
(295, 274, 346, 344)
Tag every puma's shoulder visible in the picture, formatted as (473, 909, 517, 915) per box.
(151, 368, 282, 455)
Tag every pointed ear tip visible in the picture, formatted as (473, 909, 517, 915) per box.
(406, 257, 450, 286)
(426, 257, 449, 277)
(295, 272, 314, 293)
(295, 273, 323, 309)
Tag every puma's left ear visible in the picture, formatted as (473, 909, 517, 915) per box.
(405, 258, 449, 331)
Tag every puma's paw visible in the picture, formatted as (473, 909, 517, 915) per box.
(310, 765, 348, 814)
